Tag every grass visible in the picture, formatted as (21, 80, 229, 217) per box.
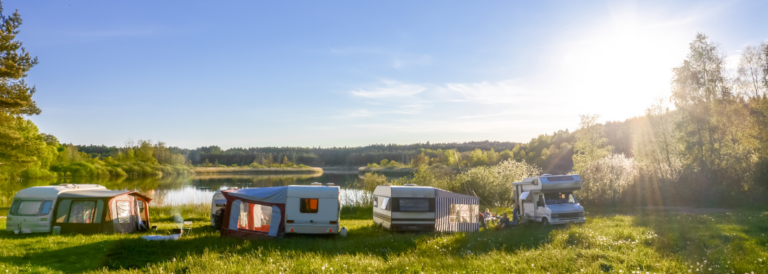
(1, 207, 767, 273)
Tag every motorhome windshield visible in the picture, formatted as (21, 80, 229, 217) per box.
(544, 192, 577, 204)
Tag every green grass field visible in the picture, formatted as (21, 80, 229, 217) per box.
(1, 206, 767, 273)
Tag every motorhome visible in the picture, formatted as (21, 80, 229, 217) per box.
(7, 184, 153, 234)
(212, 183, 341, 239)
(512, 175, 585, 225)
(373, 185, 479, 232)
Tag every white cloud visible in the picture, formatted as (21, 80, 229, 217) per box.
(438, 80, 540, 105)
(350, 80, 426, 98)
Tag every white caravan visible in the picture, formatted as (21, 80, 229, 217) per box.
(512, 175, 586, 225)
(7, 184, 153, 234)
(7, 184, 106, 233)
(373, 185, 436, 231)
(373, 185, 480, 232)
(210, 183, 340, 235)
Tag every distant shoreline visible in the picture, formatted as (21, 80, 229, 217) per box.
(192, 167, 323, 174)
(357, 167, 414, 174)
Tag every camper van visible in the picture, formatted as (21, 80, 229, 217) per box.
(512, 175, 585, 225)
(373, 185, 480, 232)
(7, 184, 153, 234)
(211, 183, 341, 238)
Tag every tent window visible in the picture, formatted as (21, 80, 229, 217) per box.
(69, 201, 97, 223)
(116, 201, 131, 224)
(300, 198, 319, 213)
(56, 199, 72, 223)
(10, 200, 42, 216)
(237, 202, 273, 232)
(449, 204, 478, 223)
(399, 199, 430, 212)
(94, 200, 104, 223)
(40, 200, 53, 215)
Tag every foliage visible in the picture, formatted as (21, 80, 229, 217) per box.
(572, 114, 612, 174)
(579, 154, 636, 205)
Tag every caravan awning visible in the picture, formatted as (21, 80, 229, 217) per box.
(59, 190, 152, 202)
(227, 187, 288, 204)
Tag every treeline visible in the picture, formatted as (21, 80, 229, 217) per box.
(354, 160, 542, 207)
(573, 34, 768, 207)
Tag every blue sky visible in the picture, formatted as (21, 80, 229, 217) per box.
(12, 0, 768, 148)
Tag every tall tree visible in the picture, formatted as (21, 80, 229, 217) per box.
(0, 2, 43, 177)
(737, 42, 767, 97)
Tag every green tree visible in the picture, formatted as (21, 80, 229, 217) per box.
(0, 3, 43, 178)
(572, 114, 612, 174)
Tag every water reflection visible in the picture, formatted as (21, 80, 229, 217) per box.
(0, 172, 371, 214)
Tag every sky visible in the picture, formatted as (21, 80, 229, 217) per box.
(10, 0, 768, 149)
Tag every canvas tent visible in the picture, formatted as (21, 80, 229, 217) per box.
(220, 187, 287, 239)
(434, 189, 480, 232)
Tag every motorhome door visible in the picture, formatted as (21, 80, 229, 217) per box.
(535, 194, 547, 220)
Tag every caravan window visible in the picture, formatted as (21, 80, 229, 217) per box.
(300, 198, 319, 213)
(237, 202, 273, 232)
(10, 200, 42, 216)
(40, 201, 53, 215)
(449, 204, 478, 223)
(398, 199, 430, 212)
(378, 197, 390, 211)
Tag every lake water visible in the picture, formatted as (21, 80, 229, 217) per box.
(0, 171, 384, 215)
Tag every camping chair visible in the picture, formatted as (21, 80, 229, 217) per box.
(183, 221, 193, 236)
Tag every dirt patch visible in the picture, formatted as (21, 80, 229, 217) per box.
(640, 206, 732, 214)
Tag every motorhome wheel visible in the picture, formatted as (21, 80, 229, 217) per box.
(541, 218, 549, 226)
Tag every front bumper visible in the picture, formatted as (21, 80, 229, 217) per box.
(549, 217, 586, 225)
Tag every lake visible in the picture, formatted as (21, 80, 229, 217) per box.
(0, 171, 392, 215)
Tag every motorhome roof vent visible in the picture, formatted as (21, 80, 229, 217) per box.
(59, 184, 76, 188)
(326, 183, 335, 186)
(404, 184, 418, 186)
(310, 182, 323, 186)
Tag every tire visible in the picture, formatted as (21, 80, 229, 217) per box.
(541, 218, 549, 226)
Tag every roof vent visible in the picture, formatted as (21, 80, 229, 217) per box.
(310, 182, 322, 186)
(542, 174, 552, 176)
(404, 184, 418, 186)
(326, 183, 335, 186)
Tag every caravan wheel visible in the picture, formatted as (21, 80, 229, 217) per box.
(541, 218, 550, 226)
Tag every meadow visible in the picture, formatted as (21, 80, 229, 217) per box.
(1, 205, 767, 273)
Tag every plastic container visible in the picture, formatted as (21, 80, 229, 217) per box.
(52, 226, 61, 235)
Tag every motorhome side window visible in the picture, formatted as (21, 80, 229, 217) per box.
(300, 198, 319, 213)
(544, 192, 577, 204)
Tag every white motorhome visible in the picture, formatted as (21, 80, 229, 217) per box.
(7, 184, 153, 234)
(512, 175, 586, 225)
(210, 183, 340, 236)
(373, 185, 480, 232)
